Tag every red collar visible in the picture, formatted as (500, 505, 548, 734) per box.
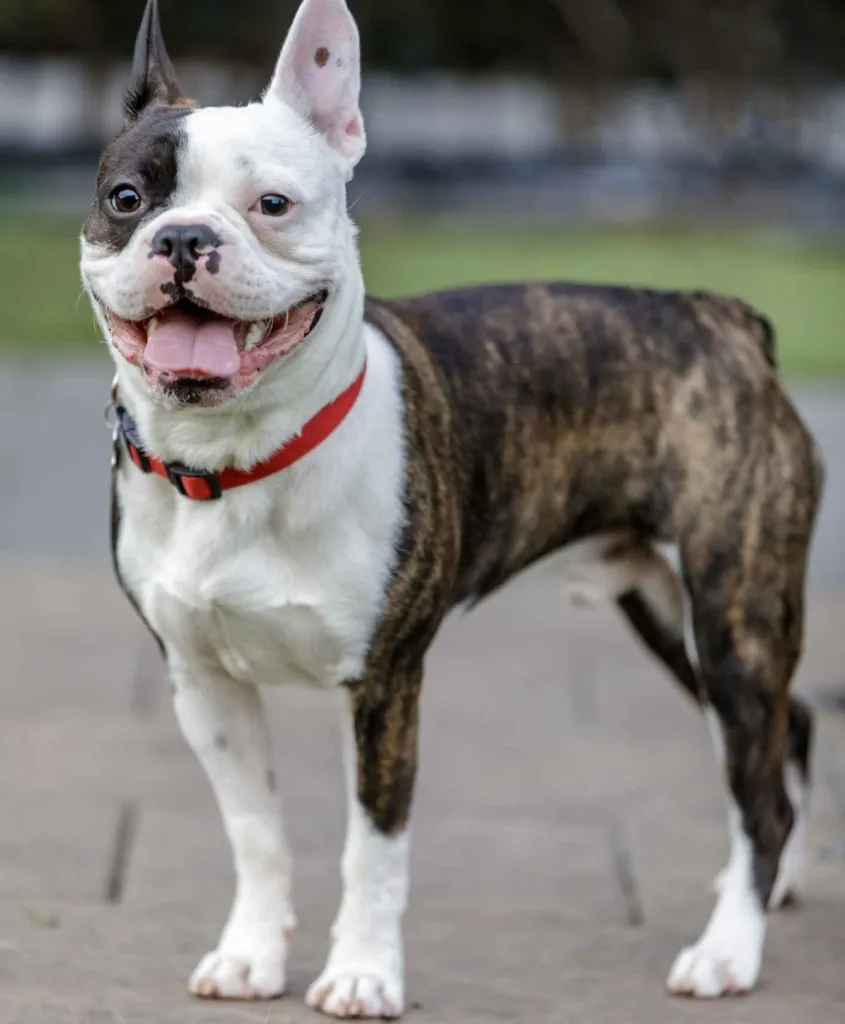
(113, 362, 367, 500)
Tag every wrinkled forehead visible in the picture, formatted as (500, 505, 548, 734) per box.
(177, 102, 331, 204)
(86, 106, 188, 248)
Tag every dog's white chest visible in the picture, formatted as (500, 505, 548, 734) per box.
(142, 533, 356, 686)
(116, 326, 405, 689)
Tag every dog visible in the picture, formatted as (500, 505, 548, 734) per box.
(80, 0, 824, 1016)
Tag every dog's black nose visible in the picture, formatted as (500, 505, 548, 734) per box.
(151, 223, 221, 275)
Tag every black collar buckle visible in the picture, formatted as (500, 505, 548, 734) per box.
(165, 463, 223, 500)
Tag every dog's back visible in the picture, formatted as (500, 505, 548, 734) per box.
(366, 282, 819, 606)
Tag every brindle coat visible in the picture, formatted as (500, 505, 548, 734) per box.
(347, 283, 822, 909)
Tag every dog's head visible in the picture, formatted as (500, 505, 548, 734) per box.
(81, 0, 365, 408)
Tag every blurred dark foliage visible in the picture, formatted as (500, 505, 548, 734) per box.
(1, 0, 845, 83)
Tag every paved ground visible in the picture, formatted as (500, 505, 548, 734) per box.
(1, 560, 845, 1022)
(1, 360, 844, 1021)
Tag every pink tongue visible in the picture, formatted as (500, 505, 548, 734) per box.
(143, 310, 241, 378)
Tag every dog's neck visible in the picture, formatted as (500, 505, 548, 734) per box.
(115, 259, 367, 473)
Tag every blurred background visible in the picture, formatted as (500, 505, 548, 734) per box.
(0, 0, 844, 577)
(3, 8, 845, 1017)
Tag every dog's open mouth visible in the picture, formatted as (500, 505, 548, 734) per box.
(104, 291, 328, 383)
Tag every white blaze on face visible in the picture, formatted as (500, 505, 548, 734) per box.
(166, 101, 350, 320)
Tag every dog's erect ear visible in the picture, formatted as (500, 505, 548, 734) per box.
(124, 0, 187, 123)
(264, 0, 366, 169)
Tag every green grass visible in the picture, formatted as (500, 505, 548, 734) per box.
(3, 215, 845, 377)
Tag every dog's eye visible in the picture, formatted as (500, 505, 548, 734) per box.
(259, 194, 292, 217)
(110, 185, 143, 215)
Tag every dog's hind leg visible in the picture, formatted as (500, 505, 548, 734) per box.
(616, 550, 813, 911)
(306, 673, 421, 1019)
(664, 453, 818, 999)
(564, 536, 812, 914)
(170, 662, 294, 1001)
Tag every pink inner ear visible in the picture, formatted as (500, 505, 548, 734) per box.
(269, 0, 365, 162)
(306, 65, 346, 119)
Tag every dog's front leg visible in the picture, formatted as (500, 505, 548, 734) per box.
(307, 673, 421, 1019)
(170, 661, 294, 1000)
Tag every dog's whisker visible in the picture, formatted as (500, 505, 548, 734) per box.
(347, 189, 366, 213)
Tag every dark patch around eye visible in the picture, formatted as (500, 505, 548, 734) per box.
(84, 106, 190, 253)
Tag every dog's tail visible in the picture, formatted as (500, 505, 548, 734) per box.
(723, 299, 777, 370)
(745, 308, 777, 370)
(692, 292, 778, 371)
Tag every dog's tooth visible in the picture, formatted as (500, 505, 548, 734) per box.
(147, 315, 161, 335)
(245, 320, 269, 351)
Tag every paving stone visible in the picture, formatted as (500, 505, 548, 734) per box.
(0, 560, 843, 1022)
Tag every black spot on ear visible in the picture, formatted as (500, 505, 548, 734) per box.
(213, 733, 229, 751)
(315, 46, 330, 67)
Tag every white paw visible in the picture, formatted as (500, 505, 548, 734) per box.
(667, 936, 761, 998)
(189, 947, 286, 1001)
(306, 963, 404, 1019)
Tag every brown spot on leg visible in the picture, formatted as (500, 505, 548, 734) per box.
(315, 46, 330, 67)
